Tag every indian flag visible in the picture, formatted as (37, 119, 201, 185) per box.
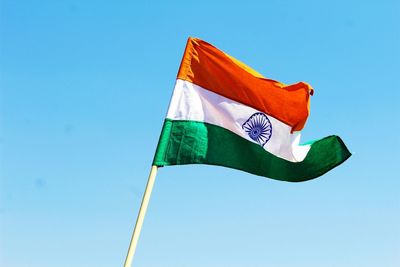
(153, 37, 351, 182)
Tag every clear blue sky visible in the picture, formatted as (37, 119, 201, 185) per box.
(1, 0, 399, 266)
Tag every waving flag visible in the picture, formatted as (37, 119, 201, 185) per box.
(152, 37, 351, 182)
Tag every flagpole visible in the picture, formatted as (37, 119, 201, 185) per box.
(123, 165, 158, 267)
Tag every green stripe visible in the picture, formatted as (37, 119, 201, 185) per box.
(153, 119, 351, 182)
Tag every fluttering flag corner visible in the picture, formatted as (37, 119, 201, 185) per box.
(152, 37, 351, 182)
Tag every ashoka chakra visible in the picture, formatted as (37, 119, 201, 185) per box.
(242, 112, 272, 147)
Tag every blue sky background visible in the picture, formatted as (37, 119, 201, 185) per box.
(1, 0, 399, 266)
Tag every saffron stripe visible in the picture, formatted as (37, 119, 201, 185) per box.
(177, 37, 313, 131)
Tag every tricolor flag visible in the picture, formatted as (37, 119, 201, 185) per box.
(153, 37, 351, 182)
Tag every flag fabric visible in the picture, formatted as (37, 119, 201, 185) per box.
(153, 37, 351, 182)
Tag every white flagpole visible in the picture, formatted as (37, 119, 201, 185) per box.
(123, 165, 158, 267)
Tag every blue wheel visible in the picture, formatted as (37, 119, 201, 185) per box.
(242, 112, 272, 147)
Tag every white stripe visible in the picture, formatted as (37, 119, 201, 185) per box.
(166, 79, 311, 162)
